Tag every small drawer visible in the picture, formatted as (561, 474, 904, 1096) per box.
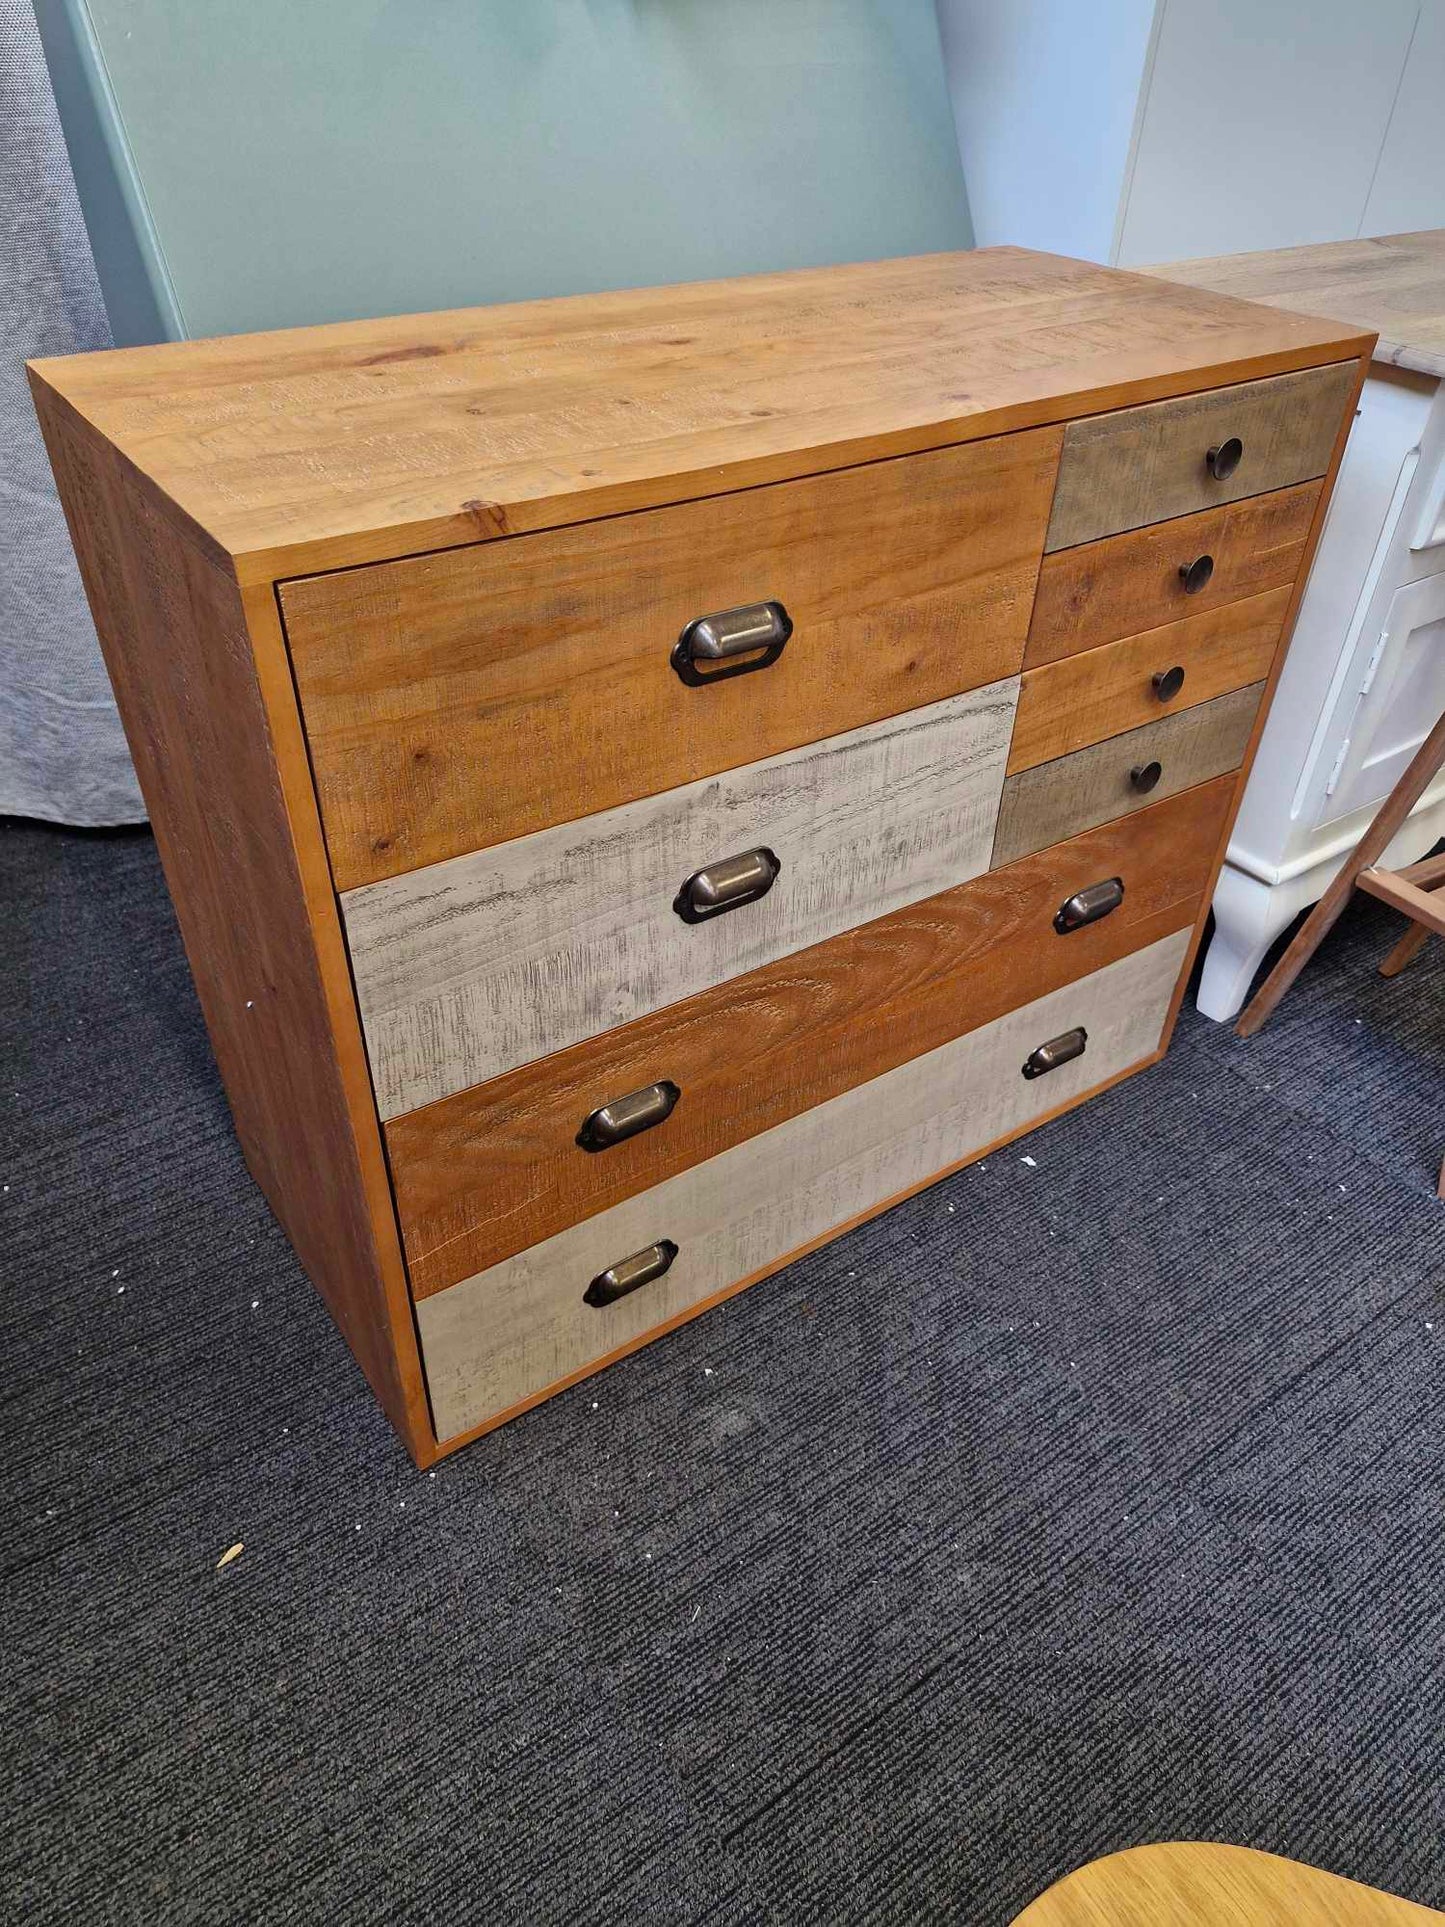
(1044, 362, 1354, 553)
(346, 680, 1018, 1120)
(390, 777, 1234, 1294)
(1026, 481, 1318, 667)
(992, 683, 1262, 868)
(280, 429, 1062, 891)
(414, 927, 1191, 1442)
(1008, 586, 1287, 774)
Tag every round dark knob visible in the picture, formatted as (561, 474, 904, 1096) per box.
(1151, 665, 1186, 702)
(1130, 760, 1163, 794)
(1179, 553, 1215, 595)
(1207, 436, 1243, 480)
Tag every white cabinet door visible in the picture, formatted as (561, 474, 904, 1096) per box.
(1317, 571, 1445, 828)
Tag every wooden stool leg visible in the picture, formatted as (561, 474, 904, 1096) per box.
(1380, 922, 1432, 978)
(1237, 709, 1445, 1038)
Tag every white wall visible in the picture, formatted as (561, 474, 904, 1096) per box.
(935, 0, 1157, 260)
(1118, 0, 1428, 264)
(937, 0, 1445, 268)
(1359, 1, 1445, 238)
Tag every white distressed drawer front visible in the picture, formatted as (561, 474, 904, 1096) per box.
(416, 928, 1189, 1441)
(345, 680, 1020, 1118)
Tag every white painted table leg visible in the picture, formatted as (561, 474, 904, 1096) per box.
(1195, 862, 1301, 1021)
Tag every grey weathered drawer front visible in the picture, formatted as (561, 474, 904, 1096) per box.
(1044, 362, 1355, 552)
(991, 683, 1262, 868)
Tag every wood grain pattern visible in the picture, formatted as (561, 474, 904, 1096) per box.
(25, 251, 1370, 1462)
(1012, 1842, 1442, 1925)
(1044, 362, 1357, 552)
(1152, 350, 1371, 1067)
(416, 932, 1189, 1441)
(345, 682, 1018, 1118)
(1398, 849, 1445, 889)
(1359, 866, 1445, 938)
(1379, 920, 1432, 979)
(28, 249, 1372, 583)
(992, 686, 1263, 868)
(1008, 589, 1288, 774)
(390, 780, 1234, 1295)
(282, 431, 1061, 888)
(1143, 229, 1445, 379)
(1025, 482, 1318, 667)
(27, 386, 435, 1464)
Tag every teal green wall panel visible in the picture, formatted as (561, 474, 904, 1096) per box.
(38, 0, 972, 344)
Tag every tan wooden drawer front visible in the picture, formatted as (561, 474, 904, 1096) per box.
(1026, 481, 1318, 667)
(992, 683, 1261, 868)
(281, 429, 1061, 891)
(1008, 587, 1287, 775)
(415, 929, 1189, 1441)
(346, 681, 1018, 1120)
(391, 779, 1232, 1295)
(1043, 362, 1354, 553)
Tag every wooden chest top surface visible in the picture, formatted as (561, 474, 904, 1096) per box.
(28, 247, 1369, 582)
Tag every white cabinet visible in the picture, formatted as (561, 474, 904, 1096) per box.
(1323, 574, 1445, 827)
(1198, 357, 1445, 1017)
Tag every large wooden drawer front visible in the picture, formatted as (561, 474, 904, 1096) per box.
(992, 683, 1262, 868)
(1008, 588, 1287, 775)
(1043, 362, 1354, 553)
(1026, 481, 1318, 667)
(415, 930, 1190, 1442)
(392, 780, 1232, 1296)
(346, 681, 1018, 1119)
(281, 429, 1061, 891)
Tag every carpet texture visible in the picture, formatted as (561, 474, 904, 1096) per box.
(3, 817, 1443, 1924)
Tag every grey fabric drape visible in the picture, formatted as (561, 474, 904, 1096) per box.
(1, 0, 142, 824)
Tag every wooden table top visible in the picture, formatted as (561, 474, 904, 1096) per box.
(27, 248, 1367, 585)
(1144, 231, 1445, 384)
(1013, 1843, 1442, 1924)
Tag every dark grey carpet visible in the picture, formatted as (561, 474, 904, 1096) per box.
(3, 816, 1443, 1925)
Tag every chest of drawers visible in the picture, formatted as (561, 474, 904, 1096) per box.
(29, 250, 1369, 1464)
